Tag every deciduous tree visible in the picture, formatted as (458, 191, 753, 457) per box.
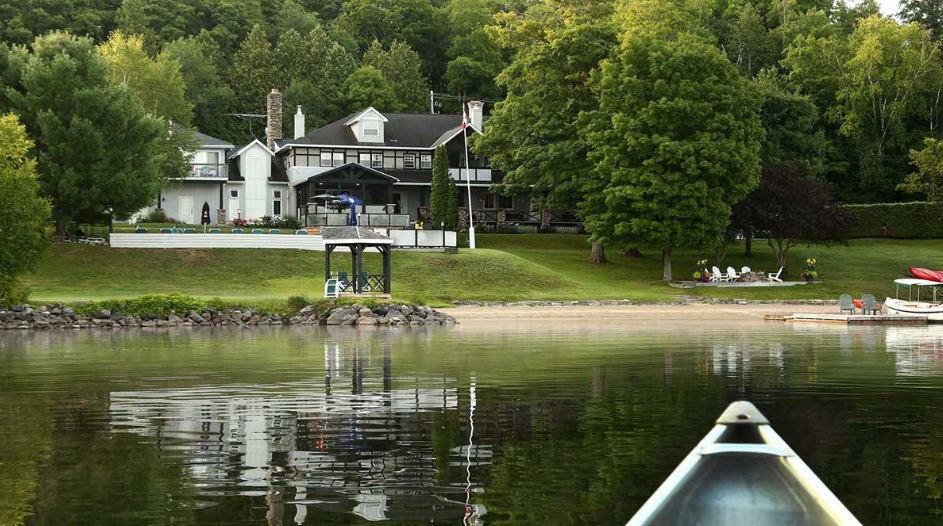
(898, 138, 943, 201)
(581, 31, 763, 281)
(0, 113, 51, 304)
(363, 40, 430, 113)
(342, 66, 399, 113)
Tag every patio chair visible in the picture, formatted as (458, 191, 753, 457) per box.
(268, 229, 281, 235)
(726, 266, 741, 281)
(232, 228, 244, 234)
(359, 271, 372, 293)
(183, 228, 197, 234)
(159, 228, 173, 233)
(295, 230, 308, 235)
(711, 266, 727, 283)
(741, 266, 751, 275)
(209, 228, 221, 234)
(251, 228, 264, 234)
(767, 266, 785, 282)
(861, 294, 882, 315)
(839, 294, 855, 315)
(337, 271, 349, 290)
(134, 227, 148, 233)
(324, 279, 339, 299)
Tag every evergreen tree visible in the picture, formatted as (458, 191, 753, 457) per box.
(363, 40, 430, 113)
(230, 24, 277, 114)
(430, 145, 458, 229)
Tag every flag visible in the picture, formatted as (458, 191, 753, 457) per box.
(462, 106, 468, 130)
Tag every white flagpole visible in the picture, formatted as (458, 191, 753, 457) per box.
(463, 105, 476, 249)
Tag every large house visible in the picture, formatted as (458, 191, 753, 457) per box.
(144, 89, 576, 228)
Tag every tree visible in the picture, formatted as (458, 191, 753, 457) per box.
(270, 0, 322, 37)
(116, 0, 200, 52)
(727, 3, 776, 77)
(0, 113, 51, 304)
(363, 40, 429, 113)
(898, 138, 943, 201)
(162, 32, 239, 140)
(444, 0, 506, 98)
(278, 26, 357, 128)
(342, 66, 399, 113)
(472, 0, 618, 263)
(3, 32, 165, 227)
(230, 24, 277, 114)
(0, 0, 119, 46)
(336, 0, 443, 76)
(98, 31, 193, 124)
(208, 0, 264, 55)
(581, 31, 763, 281)
(735, 165, 852, 270)
(900, 0, 943, 40)
(430, 145, 458, 229)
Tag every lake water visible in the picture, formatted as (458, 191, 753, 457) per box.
(2, 320, 943, 525)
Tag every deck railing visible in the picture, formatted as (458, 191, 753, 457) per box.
(188, 163, 228, 179)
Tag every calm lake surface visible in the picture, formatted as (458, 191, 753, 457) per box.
(2, 320, 943, 525)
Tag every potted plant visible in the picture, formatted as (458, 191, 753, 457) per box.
(801, 257, 818, 282)
(695, 259, 711, 282)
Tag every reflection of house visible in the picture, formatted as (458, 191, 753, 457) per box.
(107, 342, 487, 523)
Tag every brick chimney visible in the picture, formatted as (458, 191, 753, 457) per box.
(266, 88, 282, 150)
(468, 100, 484, 131)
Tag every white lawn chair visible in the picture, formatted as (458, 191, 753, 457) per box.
(711, 266, 727, 283)
(324, 279, 339, 298)
(726, 266, 741, 281)
(767, 266, 784, 282)
(741, 266, 751, 275)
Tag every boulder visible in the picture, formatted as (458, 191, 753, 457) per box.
(356, 316, 378, 326)
(299, 305, 316, 316)
(358, 308, 374, 318)
(326, 307, 359, 326)
(10, 305, 25, 312)
(93, 309, 111, 320)
(289, 316, 305, 325)
(399, 305, 414, 316)
(187, 312, 204, 324)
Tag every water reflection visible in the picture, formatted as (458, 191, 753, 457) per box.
(3, 322, 943, 524)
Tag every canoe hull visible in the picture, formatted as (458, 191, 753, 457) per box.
(884, 297, 943, 322)
(910, 267, 943, 282)
(626, 402, 861, 526)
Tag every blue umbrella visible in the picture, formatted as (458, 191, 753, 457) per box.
(335, 194, 363, 226)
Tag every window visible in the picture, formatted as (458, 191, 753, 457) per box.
(333, 152, 344, 166)
(404, 153, 416, 169)
(421, 154, 432, 169)
(359, 152, 371, 166)
(363, 121, 379, 137)
(230, 189, 239, 199)
(482, 193, 513, 209)
(320, 152, 332, 167)
(273, 190, 282, 216)
(384, 155, 395, 169)
(372, 153, 383, 168)
(206, 152, 219, 165)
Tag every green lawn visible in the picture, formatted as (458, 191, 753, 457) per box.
(22, 234, 942, 304)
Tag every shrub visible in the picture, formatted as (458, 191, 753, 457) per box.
(843, 201, 943, 239)
(146, 209, 168, 223)
(70, 294, 208, 317)
(286, 295, 311, 313)
(0, 279, 31, 308)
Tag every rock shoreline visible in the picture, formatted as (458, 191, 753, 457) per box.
(0, 303, 456, 330)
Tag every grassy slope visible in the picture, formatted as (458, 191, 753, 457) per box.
(23, 234, 943, 304)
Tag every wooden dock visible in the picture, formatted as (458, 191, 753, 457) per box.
(775, 313, 928, 325)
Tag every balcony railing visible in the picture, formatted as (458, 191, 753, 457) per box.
(449, 168, 492, 182)
(188, 163, 227, 179)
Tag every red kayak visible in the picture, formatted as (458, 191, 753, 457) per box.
(910, 267, 943, 282)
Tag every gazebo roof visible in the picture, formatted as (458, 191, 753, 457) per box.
(321, 226, 394, 245)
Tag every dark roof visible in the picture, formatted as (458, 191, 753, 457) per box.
(225, 145, 285, 183)
(226, 158, 244, 182)
(269, 158, 288, 183)
(289, 113, 487, 148)
(321, 226, 392, 244)
(304, 163, 400, 184)
(192, 130, 234, 148)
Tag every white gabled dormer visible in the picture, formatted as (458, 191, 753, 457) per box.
(344, 107, 388, 144)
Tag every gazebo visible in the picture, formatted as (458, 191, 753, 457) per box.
(322, 226, 393, 294)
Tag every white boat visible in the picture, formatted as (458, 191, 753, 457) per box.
(884, 297, 943, 322)
(626, 401, 861, 526)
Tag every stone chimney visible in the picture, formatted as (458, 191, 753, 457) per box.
(266, 88, 282, 150)
(468, 100, 484, 131)
(293, 105, 305, 139)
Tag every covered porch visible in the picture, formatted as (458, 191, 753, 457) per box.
(296, 163, 411, 228)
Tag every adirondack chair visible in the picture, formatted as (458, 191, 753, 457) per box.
(295, 230, 308, 235)
(159, 228, 173, 233)
(839, 294, 855, 315)
(183, 228, 197, 234)
(359, 271, 372, 293)
(711, 266, 727, 283)
(768, 267, 785, 282)
(208, 228, 221, 234)
(251, 228, 264, 234)
(741, 266, 751, 275)
(726, 266, 741, 281)
(134, 227, 148, 233)
(324, 279, 339, 299)
(861, 294, 882, 315)
(337, 271, 349, 291)
(268, 229, 281, 235)
(232, 228, 244, 234)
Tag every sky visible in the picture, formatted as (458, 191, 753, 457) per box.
(872, 0, 900, 17)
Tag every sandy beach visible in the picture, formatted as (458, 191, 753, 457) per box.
(441, 303, 833, 321)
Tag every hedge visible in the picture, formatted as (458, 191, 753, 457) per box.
(843, 201, 943, 239)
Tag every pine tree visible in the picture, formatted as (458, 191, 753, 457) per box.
(430, 145, 450, 227)
(230, 25, 277, 113)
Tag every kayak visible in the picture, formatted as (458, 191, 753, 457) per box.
(910, 267, 943, 282)
(626, 401, 861, 526)
(884, 297, 943, 322)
